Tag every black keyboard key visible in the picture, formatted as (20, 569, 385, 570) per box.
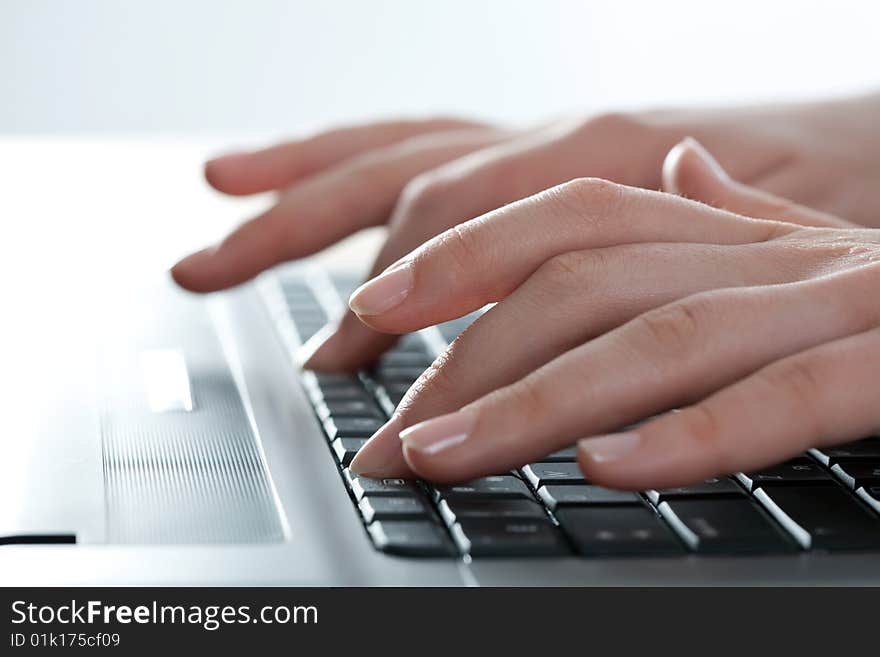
(831, 461, 880, 489)
(345, 472, 419, 500)
(522, 463, 586, 488)
(332, 437, 369, 466)
(736, 458, 832, 491)
(538, 485, 640, 509)
(435, 476, 532, 501)
(359, 496, 431, 523)
(646, 477, 744, 503)
(376, 366, 429, 383)
(556, 507, 683, 556)
(316, 399, 383, 420)
(754, 485, 880, 550)
(368, 521, 456, 557)
(809, 437, 880, 465)
(323, 416, 385, 440)
(314, 373, 360, 388)
(318, 385, 373, 403)
(451, 518, 568, 556)
(389, 334, 431, 353)
(544, 447, 578, 462)
(380, 351, 434, 368)
(380, 382, 412, 406)
(438, 498, 546, 525)
(658, 498, 794, 553)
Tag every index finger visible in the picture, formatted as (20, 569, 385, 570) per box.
(206, 117, 487, 196)
(348, 178, 796, 334)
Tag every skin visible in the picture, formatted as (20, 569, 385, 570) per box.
(172, 94, 880, 488)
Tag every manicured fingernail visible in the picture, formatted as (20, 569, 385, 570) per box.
(577, 432, 641, 463)
(399, 409, 476, 456)
(682, 136, 730, 181)
(349, 416, 408, 476)
(663, 136, 730, 196)
(348, 263, 413, 316)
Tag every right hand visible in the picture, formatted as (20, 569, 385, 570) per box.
(171, 94, 880, 371)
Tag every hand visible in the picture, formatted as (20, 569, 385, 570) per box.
(347, 139, 879, 491)
(172, 94, 880, 372)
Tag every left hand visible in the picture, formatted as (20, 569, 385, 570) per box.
(348, 139, 880, 490)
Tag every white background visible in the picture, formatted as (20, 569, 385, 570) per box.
(3, 0, 879, 138)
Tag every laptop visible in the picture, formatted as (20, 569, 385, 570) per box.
(2, 143, 879, 586)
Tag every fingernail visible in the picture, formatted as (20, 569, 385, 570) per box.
(682, 137, 731, 181)
(348, 263, 413, 316)
(399, 409, 476, 456)
(297, 323, 339, 369)
(577, 432, 641, 463)
(350, 416, 408, 476)
(662, 136, 730, 196)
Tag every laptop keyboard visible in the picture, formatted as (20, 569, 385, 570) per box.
(261, 269, 880, 558)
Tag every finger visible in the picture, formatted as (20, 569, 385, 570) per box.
(348, 178, 797, 334)
(205, 118, 488, 196)
(578, 327, 880, 490)
(663, 137, 856, 228)
(348, 240, 792, 477)
(172, 129, 508, 292)
(396, 266, 880, 482)
(301, 115, 678, 371)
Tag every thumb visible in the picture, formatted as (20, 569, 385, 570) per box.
(662, 137, 855, 228)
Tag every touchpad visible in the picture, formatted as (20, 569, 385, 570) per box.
(98, 285, 285, 544)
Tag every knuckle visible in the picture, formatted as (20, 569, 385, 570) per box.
(575, 111, 646, 140)
(397, 352, 459, 418)
(634, 295, 715, 353)
(551, 177, 626, 227)
(533, 250, 598, 293)
(433, 221, 482, 273)
(759, 358, 824, 427)
(678, 405, 731, 468)
(507, 375, 555, 423)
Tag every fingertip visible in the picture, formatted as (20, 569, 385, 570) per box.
(662, 137, 730, 201)
(347, 264, 414, 318)
(297, 325, 345, 371)
(170, 247, 221, 293)
(349, 416, 414, 478)
(298, 314, 400, 372)
(204, 151, 254, 195)
(660, 139, 690, 195)
(575, 432, 650, 491)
